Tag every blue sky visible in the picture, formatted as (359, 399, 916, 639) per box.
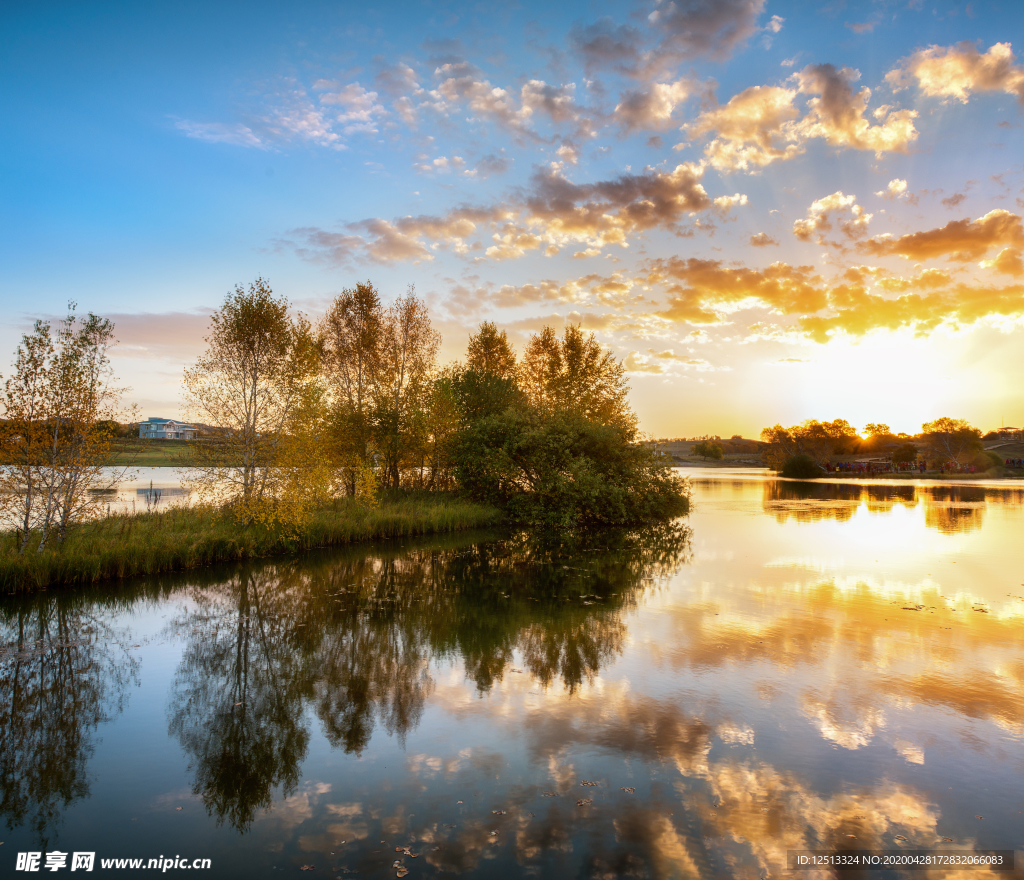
(2, 0, 1023, 435)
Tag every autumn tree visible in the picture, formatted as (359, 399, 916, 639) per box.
(373, 288, 440, 489)
(520, 325, 633, 430)
(760, 419, 859, 470)
(183, 278, 327, 530)
(466, 321, 517, 380)
(921, 417, 982, 465)
(1, 306, 133, 552)
(319, 282, 385, 495)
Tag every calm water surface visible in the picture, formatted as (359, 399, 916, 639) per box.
(3, 472, 1024, 878)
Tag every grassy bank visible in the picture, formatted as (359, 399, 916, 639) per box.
(0, 493, 504, 592)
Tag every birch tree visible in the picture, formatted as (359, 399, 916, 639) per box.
(183, 279, 327, 530)
(319, 282, 385, 495)
(1, 307, 132, 551)
(374, 288, 439, 489)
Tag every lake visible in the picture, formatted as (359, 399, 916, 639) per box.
(3, 471, 1024, 878)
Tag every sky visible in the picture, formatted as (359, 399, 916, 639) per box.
(2, 0, 1023, 438)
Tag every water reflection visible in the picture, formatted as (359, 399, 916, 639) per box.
(3, 477, 1024, 876)
(0, 595, 139, 844)
(165, 524, 691, 832)
(760, 480, 1024, 533)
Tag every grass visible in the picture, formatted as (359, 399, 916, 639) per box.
(0, 493, 504, 592)
(108, 439, 194, 468)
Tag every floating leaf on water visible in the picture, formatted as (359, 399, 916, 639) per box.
(895, 835, 907, 842)
(940, 837, 953, 842)
(576, 799, 592, 806)
(542, 792, 556, 797)
(620, 787, 635, 794)
(492, 810, 506, 815)
(457, 800, 463, 804)
(976, 816, 984, 819)
(580, 780, 599, 787)
(175, 807, 182, 811)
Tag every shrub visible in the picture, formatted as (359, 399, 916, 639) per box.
(781, 453, 822, 479)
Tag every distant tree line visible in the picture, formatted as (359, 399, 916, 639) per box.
(760, 417, 994, 476)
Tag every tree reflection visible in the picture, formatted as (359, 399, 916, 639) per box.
(0, 595, 138, 845)
(165, 523, 692, 830)
(760, 480, 1005, 533)
(166, 565, 314, 832)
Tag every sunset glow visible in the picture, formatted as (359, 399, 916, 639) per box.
(2, 1, 1023, 436)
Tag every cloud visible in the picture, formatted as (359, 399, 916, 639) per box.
(686, 64, 917, 171)
(886, 41, 1024, 104)
(288, 160, 745, 266)
(875, 268, 954, 292)
(568, 18, 643, 75)
(624, 350, 714, 374)
(858, 209, 1024, 262)
(797, 281, 1024, 342)
(749, 232, 779, 247)
(174, 120, 267, 149)
(315, 82, 388, 134)
(647, 0, 766, 65)
(571, 0, 766, 78)
(645, 257, 828, 324)
(794, 64, 918, 155)
(875, 178, 908, 199)
(980, 246, 1024, 276)
(685, 85, 803, 170)
(464, 154, 512, 178)
(614, 78, 694, 133)
(941, 192, 966, 208)
(432, 62, 531, 133)
(765, 15, 784, 34)
(792, 191, 872, 245)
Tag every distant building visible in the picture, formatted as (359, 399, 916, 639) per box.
(138, 418, 197, 440)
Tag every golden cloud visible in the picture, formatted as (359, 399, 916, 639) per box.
(886, 41, 1024, 104)
(646, 257, 828, 323)
(792, 191, 872, 245)
(859, 209, 1024, 262)
(686, 64, 917, 171)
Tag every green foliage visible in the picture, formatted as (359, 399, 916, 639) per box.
(692, 440, 723, 460)
(453, 406, 689, 528)
(781, 453, 822, 479)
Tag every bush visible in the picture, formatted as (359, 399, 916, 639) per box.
(692, 440, 723, 460)
(454, 407, 689, 528)
(781, 453, 822, 479)
(976, 450, 1004, 470)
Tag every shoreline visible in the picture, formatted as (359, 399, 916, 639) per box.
(0, 494, 505, 593)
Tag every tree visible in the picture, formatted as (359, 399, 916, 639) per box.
(183, 278, 326, 531)
(319, 282, 385, 494)
(0, 306, 133, 552)
(760, 419, 859, 470)
(520, 324, 634, 430)
(466, 321, 517, 380)
(453, 407, 688, 528)
(921, 417, 982, 465)
(373, 288, 440, 489)
(692, 440, 723, 461)
(781, 453, 821, 479)
(892, 443, 917, 465)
